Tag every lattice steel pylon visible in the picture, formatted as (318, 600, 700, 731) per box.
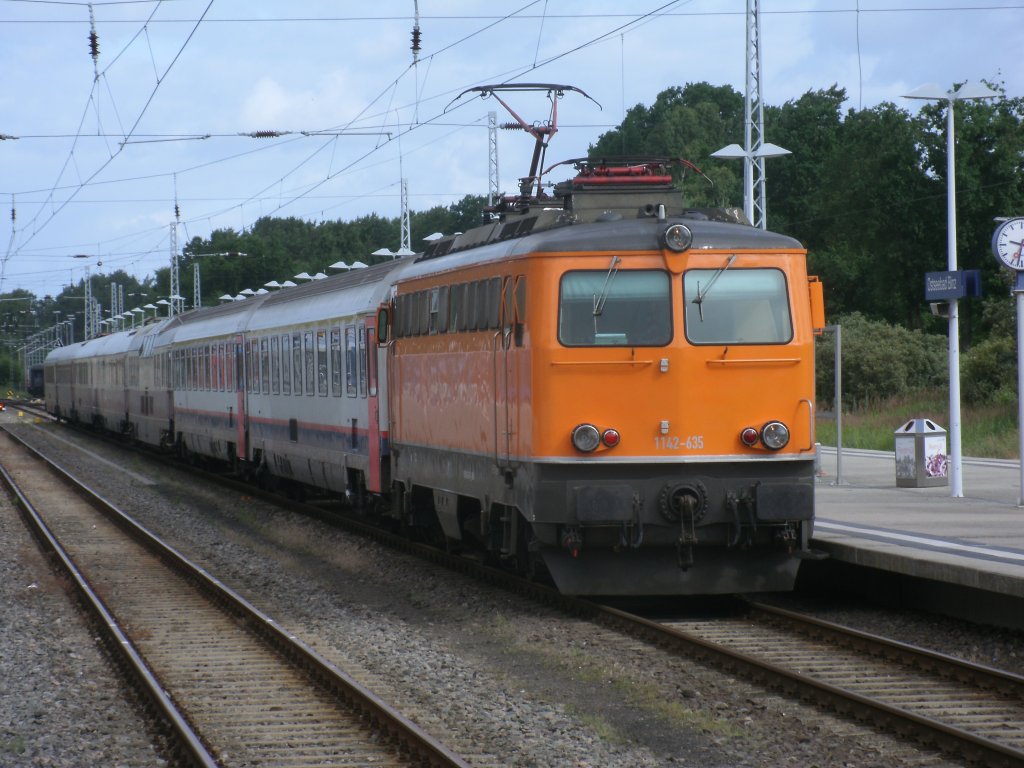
(712, 0, 789, 229)
(83, 265, 94, 340)
(745, 0, 766, 229)
(400, 178, 411, 253)
(169, 222, 182, 317)
(488, 110, 499, 206)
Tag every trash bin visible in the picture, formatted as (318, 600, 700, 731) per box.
(894, 418, 948, 487)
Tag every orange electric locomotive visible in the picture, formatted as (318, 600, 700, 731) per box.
(381, 86, 825, 595)
(384, 169, 823, 594)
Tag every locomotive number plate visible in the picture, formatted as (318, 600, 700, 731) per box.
(654, 435, 704, 450)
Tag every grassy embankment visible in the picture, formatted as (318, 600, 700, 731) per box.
(815, 391, 1019, 460)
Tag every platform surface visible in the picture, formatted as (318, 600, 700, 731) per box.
(813, 447, 1024, 598)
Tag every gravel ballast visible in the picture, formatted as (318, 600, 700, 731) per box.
(5, 414, 1019, 766)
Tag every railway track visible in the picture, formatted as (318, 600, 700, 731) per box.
(11, 410, 1024, 766)
(596, 601, 1024, 767)
(0, 426, 470, 768)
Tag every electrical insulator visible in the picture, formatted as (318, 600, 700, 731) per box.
(411, 26, 421, 54)
(500, 123, 525, 131)
(88, 30, 100, 60)
(245, 130, 286, 139)
(174, 203, 181, 220)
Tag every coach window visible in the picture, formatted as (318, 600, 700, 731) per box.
(248, 339, 258, 393)
(293, 333, 303, 395)
(235, 342, 244, 392)
(281, 335, 291, 395)
(220, 343, 227, 391)
(205, 345, 212, 390)
(316, 329, 328, 396)
(358, 323, 367, 397)
(271, 336, 280, 394)
(345, 326, 357, 396)
(260, 337, 270, 393)
(427, 288, 439, 334)
(558, 269, 672, 347)
(683, 268, 793, 345)
(330, 328, 343, 396)
(303, 331, 314, 395)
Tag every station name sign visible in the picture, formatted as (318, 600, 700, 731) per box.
(924, 270, 982, 301)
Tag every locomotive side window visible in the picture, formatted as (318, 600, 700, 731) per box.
(450, 283, 465, 331)
(428, 288, 439, 334)
(683, 268, 793, 345)
(436, 285, 449, 333)
(486, 277, 501, 329)
(559, 269, 671, 347)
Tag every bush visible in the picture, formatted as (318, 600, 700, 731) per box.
(815, 312, 947, 409)
(962, 333, 1017, 406)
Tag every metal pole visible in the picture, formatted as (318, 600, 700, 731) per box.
(945, 98, 964, 497)
(835, 324, 843, 485)
(1017, 273, 1024, 506)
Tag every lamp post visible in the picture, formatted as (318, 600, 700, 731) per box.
(710, 143, 790, 229)
(186, 251, 248, 308)
(903, 81, 999, 498)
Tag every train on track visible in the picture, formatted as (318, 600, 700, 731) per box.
(44, 85, 825, 596)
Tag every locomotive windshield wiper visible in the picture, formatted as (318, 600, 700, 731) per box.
(692, 254, 736, 321)
(593, 255, 621, 316)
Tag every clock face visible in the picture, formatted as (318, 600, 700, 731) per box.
(993, 217, 1024, 271)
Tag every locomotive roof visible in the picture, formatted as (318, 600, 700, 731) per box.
(398, 212, 803, 284)
(398, 157, 803, 283)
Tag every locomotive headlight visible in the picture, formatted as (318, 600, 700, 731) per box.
(571, 423, 602, 452)
(662, 223, 693, 253)
(760, 421, 790, 450)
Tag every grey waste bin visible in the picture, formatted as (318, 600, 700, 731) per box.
(894, 418, 948, 487)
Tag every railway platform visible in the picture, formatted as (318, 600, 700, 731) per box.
(808, 446, 1024, 627)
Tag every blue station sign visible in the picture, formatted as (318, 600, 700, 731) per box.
(924, 270, 982, 301)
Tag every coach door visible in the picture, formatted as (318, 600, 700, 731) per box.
(364, 317, 385, 493)
(234, 335, 248, 461)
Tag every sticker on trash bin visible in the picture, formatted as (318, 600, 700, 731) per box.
(895, 436, 948, 479)
(924, 436, 948, 477)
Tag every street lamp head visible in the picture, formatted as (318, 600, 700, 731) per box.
(903, 81, 999, 102)
(710, 143, 747, 159)
(902, 83, 948, 101)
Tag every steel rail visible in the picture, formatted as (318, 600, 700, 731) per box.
(0, 437, 219, 768)
(592, 601, 1024, 768)
(0, 425, 471, 768)
(20, 415, 1024, 766)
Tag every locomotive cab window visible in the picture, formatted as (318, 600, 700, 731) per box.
(683, 267, 793, 345)
(558, 269, 671, 347)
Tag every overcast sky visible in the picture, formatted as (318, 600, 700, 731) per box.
(1, 0, 1019, 300)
